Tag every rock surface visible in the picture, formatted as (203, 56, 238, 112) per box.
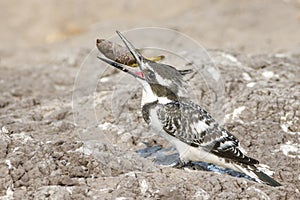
(1, 1, 300, 199)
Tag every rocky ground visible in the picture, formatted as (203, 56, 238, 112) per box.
(1, 0, 300, 199)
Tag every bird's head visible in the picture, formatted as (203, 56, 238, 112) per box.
(98, 31, 189, 104)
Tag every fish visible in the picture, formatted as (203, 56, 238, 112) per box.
(96, 38, 165, 67)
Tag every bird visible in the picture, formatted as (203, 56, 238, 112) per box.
(97, 30, 282, 187)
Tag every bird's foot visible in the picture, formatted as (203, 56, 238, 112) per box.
(174, 160, 191, 169)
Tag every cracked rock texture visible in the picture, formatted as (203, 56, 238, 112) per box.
(1, 1, 300, 199)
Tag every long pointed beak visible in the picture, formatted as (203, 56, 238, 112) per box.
(116, 30, 143, 68)
(97, 56, 145, 80)
(97, 30, 147, 80)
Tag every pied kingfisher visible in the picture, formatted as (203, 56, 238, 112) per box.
(97, 31, 281, 187)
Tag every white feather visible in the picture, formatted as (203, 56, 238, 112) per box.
(192, 121, 209, 134)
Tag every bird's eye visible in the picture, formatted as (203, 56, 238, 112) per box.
(147, 71, 156, 80)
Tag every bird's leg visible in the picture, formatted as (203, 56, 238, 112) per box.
(175, 160, 211, 171)
(174, 159, 191, 168)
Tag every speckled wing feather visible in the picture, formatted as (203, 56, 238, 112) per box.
(156, 101, 259, 165)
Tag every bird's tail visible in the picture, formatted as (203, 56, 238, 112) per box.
(231, 163, 282, 187)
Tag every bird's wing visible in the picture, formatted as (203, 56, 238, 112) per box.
(157, 101, 258, 165)
(210, 128, 259, 165)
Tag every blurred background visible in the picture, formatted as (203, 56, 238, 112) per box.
(1, 0, 300, 55)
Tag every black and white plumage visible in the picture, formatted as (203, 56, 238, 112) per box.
(150, 100, 258, 164)
(97, 31, 281, 187)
